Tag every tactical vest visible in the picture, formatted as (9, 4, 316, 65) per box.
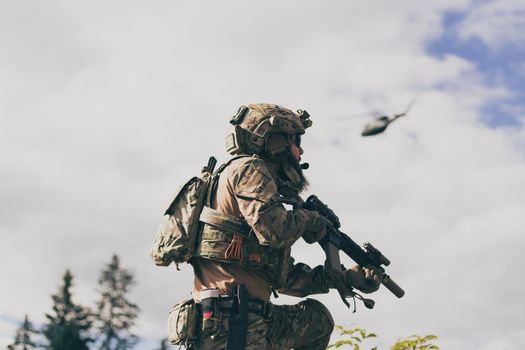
(193, 155, 291, 289)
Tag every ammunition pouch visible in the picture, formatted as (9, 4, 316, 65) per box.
(167, 298, 198, 346)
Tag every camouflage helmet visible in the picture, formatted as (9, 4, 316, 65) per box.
(225, 103, 313, 156)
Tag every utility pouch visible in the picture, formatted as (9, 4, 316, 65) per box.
(167, 298, 198, 346)
(200, 295, 222, 337)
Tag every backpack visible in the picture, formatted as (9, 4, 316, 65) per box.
(150, 156, 218, 267)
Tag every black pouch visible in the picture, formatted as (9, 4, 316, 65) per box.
(200, 296, 222, 337)
(167, 298, 198, 346)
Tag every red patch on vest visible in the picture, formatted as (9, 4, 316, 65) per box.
(203, 311, 213, 319)
(249, 254, 261, 263)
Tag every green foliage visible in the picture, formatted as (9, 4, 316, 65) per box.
(7, 314, 39, 350)
(42, 270, 93, 350)
(329, 326, 440, 350)
(328, 325, 378, 350)
(391, 335, 440, 350)
(94, 254, 140, 350)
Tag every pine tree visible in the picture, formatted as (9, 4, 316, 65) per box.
(7, 314, 38, 350)
(94, 254, 140, 350)
(42, 269, 92, 350)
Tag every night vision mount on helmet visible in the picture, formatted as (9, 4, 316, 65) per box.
(225, 103, 312, 157)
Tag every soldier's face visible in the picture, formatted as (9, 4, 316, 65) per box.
(290, 134, 303, 162)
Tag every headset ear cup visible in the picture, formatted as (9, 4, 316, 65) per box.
(266, 134, 290, 158)
(225, 126, 246, 155)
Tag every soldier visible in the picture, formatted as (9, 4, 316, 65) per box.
(188, 103, 382, 349)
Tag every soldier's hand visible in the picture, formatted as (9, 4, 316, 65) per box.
(345, 265, 382, 294)
(302, 214, 334, 244)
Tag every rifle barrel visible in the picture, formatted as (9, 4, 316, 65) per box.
(324, 230, 405, 298)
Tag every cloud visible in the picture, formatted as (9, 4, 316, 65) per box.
(458, 0, 525, 49)
(1, 1, 524, 349)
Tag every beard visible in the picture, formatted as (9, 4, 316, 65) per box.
(280, 154, 309, 194)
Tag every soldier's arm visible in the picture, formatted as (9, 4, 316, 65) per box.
(232, 158, 326, 249)
(277, 257, 329, 297)
(279, 258, 381, 297)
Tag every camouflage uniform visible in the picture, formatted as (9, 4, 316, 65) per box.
(158, 104, 383, 349)
(191, 154, 334, 349)
(195, 298, 333, 350)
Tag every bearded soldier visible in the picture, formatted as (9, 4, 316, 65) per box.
(180, 103, 383, 350)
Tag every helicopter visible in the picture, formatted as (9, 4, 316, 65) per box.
(360, 100, 415, 137)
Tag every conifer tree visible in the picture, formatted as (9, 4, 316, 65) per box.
(94, 254, 140, 350)
(7, 314, 38, 350)
(42, 270, 92, 350)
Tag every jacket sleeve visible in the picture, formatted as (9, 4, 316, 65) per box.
(231, 158, 326, 249)
(277, 257, 330, 297)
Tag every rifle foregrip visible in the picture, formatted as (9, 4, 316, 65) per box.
(382, 274, 405, 298)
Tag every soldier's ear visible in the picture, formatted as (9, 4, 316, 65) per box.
(266, 134, 290, 158)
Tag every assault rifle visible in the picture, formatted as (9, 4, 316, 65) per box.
(303, 195, 405, 309)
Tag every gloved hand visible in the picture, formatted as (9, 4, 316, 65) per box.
(345, 265, 382, 294)
(302, 213, 334, 244)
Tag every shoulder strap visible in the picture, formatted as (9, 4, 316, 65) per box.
(206, 154, 251, 207)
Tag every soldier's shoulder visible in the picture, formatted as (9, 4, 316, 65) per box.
(228, 155, 274, 180)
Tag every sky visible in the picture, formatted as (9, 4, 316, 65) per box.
(1, 0, 525, 349)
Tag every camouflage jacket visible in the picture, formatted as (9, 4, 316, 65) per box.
(192, 155, 330, 301)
